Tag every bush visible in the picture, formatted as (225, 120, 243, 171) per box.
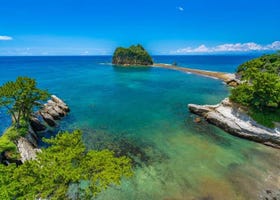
(0, 130, 133, 199)
(230, 53, 280, 127)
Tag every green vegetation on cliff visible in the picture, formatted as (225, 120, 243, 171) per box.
(112, 44, 153, 66)
(0, 77, 49, 154)
(0, 130, 132, 199)
(0, 121, 28, 159)
(230, 52, 280, 127)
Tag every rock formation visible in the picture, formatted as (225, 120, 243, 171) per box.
(188, 98, 280, 148)
(16, 127, 41, 163)
(16, 95, 70, 163)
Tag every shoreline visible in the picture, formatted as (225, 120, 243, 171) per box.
(188, 98, 280, 149)
(152, 63, 238, 84)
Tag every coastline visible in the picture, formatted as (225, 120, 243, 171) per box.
(151, 63, 280, 149)
(188, 98, 280, 149)
(152, 63, 238, 84)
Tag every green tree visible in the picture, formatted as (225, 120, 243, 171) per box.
(231, 53, 280, 110)
(251, 72, 280, 109)
(230, 53, 280, 127)
(0, 130, 132, 200)
(0, 77, 49, 128)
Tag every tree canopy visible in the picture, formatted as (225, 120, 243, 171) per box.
(112, 44, 153, 66)
(0, 130, 133, 200)
(230, 53, 280, 127)
(0, 77, 49, 128)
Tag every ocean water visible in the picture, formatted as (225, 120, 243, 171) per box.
(0, 55, 279, 200)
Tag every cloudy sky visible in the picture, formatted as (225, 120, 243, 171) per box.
(0, 0, 279, 55)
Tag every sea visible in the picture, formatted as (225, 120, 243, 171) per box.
(0, 55, 279, 200)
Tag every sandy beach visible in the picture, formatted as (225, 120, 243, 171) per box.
(153, 63, 236, 82)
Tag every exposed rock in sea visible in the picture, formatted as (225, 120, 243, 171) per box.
(188, 98, 280, 148)
(37, 95, 70, 127)
(30, 117, 47, 132)
(40, 111, 56, 127)
(51, 95, 70, 112)
(52, 104, 66, 117)
(44, 105, 61, 120)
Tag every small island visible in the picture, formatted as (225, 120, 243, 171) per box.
(112, 44, 153, 66)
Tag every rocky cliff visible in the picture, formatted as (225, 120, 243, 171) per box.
(15, 95, 70, 163)
(188, 98, 280, 148)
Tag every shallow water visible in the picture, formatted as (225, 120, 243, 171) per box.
(0, 55, 279, 200)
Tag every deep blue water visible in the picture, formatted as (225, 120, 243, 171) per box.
(0, 55, 279, 200)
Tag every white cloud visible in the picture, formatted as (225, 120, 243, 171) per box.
(174, 41, 280, 54)
(177, 6, 184, 11)
(0, 35, 13, 41)
(266, 41, 280, 49)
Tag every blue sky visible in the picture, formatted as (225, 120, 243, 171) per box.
(0, 0, 280, 55)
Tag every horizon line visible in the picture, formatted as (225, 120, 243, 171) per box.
(0, 53, 269, 57)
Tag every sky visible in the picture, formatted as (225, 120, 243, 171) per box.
(0, 0, 280, 55)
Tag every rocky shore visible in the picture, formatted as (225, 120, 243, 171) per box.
(12, 95, 70, 163)
(188, 98, 280, 148)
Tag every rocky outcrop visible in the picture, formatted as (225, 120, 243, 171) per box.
(225, 78, 240, 87)
(18, 95, 70, 162)
(30, 117, 47, 132)
(16, 127, 42, 163)
(32, 95, 70, 130)
(39, 111, 56, 127)
(223, 73, 241, 87)
(188, 98, 280, 148)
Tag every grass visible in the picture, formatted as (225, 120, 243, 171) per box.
(0, 121, 29, 159)
(249, 108, 280, 128)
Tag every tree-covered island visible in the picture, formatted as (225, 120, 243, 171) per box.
(112, 44, 153, 66)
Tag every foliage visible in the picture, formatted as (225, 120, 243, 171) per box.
(249, 108, 280, 128)
(237, 52, 280, 78)
(0, 121, 28, 156)
(230, 53, 280, 127)
(0, 130, 133, 200)
(112, 44, 153, 65)
(0, 77, 49, 128)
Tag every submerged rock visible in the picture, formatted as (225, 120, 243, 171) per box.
(194, 117, 202, 123)
(83, 129, 168, 167)
(188, 98, 280, 148)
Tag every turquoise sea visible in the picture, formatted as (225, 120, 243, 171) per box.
(0, 55, 279, 200)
